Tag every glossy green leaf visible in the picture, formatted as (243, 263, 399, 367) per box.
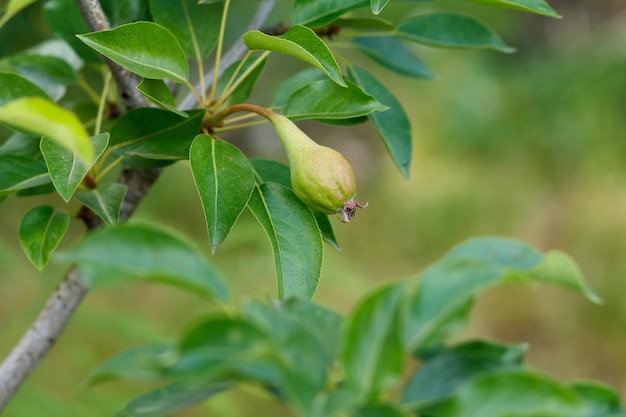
(273, 68, 327, 109)
(397, 13, 515, 53)
(7, 53, 77, 101)
(250, 158, 340, 250)
(282, 79, 388, 121)
(371, 0, 389, 15)
(109, 108, 204, 161)
(42, 0, 101, 63)
(250, 158, 292, 188)
(18, 205, 71, 271)
(40, 133, 109, 202)
(137, 78, 188, 117)
(114, 380, 233, 417)
(292, 0, 368, 27)
(402, 237, 601, 353)
(57, 224, 228, 301)
(0, 72, 48, 106)
(89, 344, 173, 384)
(75, 183, 127, 226)
(426, 370, 586, 417)
(190, 135, 255, 252)
(150, 0, 223, 60)
(0, 97, 92, 162)
(402, 340, 526, 409)
(0, 133, 42, 159)
(467, 0, 560, 17)
(571, 382, 625, 417)
(341, 282, 406, 395)
(77, 21, 189, 83)
(244, 25, 346, 87)
(0, 155, 50, 195)
(216, 54, 267, 106)
(348, 66, 412, 178)
(0, 0, 37, 29)
(247, 183, 323, 299)
(352, 37, 434, 79)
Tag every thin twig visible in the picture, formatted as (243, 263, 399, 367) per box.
(179, 0, 276, 110)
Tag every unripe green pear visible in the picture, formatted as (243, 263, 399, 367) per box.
(267, 112, 366, 222)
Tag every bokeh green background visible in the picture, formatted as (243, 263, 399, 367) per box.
(1, 1, 626, 416)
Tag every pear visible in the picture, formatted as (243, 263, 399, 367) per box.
(268, 113, 366, 222)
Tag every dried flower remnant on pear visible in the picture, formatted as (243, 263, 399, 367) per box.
(267, 112, 367, 222)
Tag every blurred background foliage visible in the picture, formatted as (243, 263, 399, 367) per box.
(1, 1, 626, 416)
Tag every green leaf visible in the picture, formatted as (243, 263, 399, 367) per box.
(572, 382, 625, 417)
(0, 132, 42, 159)
(77, 21, 189, 83)
(444, 237, 601, 304)
(100, 0, 151, 27)
(273, 68, 327, 108)
(42, 0, 101, 63)
(176, 316, 273, 377)
(215, 54, 267, 106)
(26, 39, 84, 72)
(57, 224, 228, 301)
(0, 0, 37, 29)
(0, 72, 48, 106)
(0, 97, 93, 163)
(190, 135, 255, 252)
(402, 340, 526, 410)
(250, 158, 340, 250)
(426, 370, 586, 417)
(40, 132, 109, 202)
(243, 25, 346, 87)
(402, 237, 600, 353)
(0, 155, 50, 195)
(150, 0, 223, 60)
(282, 79, 388, 121)
(371, 0, 389, 15)
(75, 183, 127, 226)
(348, 65, 412, 178)
(89, 344, 174, 384)
(6, 53, 77, 101)
(528, 250, 603, 304)
(466, 0, 560, 18)
(137, 78, 188, 117)
(247, 183, 323, 299)
(351, 37, 434, 79)
(109, 108, 204, 161)
(292, 0, 368, 27)
(243, 300, 332, 414)
(341, 282, 406, 396)
(114, 380, 233, 417)
(18, 205, 71, 271)
(397, 13, 515, 53)
(250, 158, 292, 188)
(356, 402, 406, 417)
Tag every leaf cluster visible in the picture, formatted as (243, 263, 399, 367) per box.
(0, 0, 621, 416)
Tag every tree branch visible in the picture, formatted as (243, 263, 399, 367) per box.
(0, 0, 156, 410)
